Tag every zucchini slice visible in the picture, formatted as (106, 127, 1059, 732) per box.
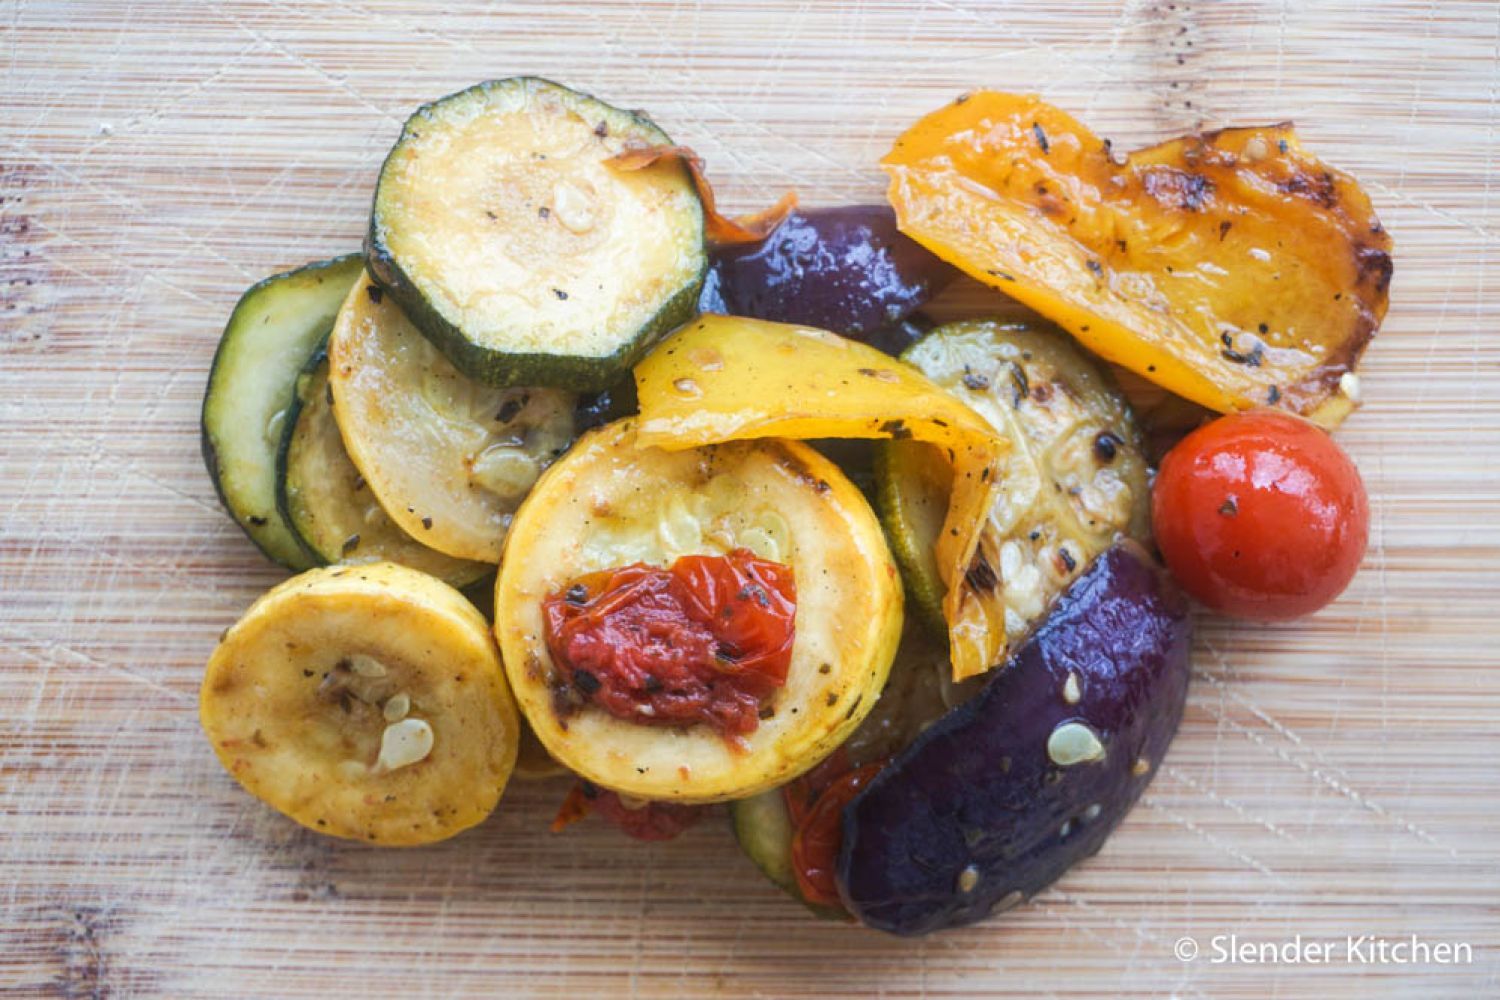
(877, 319, 1151, 649)
(202, 254, 364, 569)
(366, 77, 706, 390)
(494, 419, 903, 805)
(327, 273, 576, 563)
(276, 349, 490, 586)
(730, 790, 800, 895)
(200, 562, 520, 846)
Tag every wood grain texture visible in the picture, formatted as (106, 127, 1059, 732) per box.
(2, 1, 1497, 996)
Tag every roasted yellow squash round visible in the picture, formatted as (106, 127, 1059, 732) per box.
(327, 272, 575, 563)
(201, 562, 519, 845)
(494, 419, 903, 804)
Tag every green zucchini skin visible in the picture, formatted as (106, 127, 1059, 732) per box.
(272, 341, 332, 569)
(365, 77, 707, 391)
(728, 792, 847, 921)
(366, 239, 704, 392)
(872, 440, 952, 638)
(201, 253, 364, 570)
(730, 790, 800, 895)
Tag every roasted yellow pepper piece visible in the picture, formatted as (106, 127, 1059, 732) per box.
(635, 314, 1009, 681)
(883, 93, 1392, 427)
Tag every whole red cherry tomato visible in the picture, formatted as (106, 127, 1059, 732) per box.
(1152, 409, 1369, 621)
(789, 760, 885, 908)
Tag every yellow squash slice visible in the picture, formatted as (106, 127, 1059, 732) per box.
(494, 419, 902, 803)
(201, 562, 519, 845)
(279, 352, 491, 586)
(634, 314, 1008, 681)
(883, 92, 1392, 427)
(328, 273, 575, 563)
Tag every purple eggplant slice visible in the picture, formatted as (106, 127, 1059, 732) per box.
(837, 542, 1191, 935)
(699, 206, 955, 344)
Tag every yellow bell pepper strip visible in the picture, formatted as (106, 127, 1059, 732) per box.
(882, 92, 1393, 428)
(634, 314, 1010, 681)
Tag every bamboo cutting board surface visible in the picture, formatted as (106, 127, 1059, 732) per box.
(2, 2, 1498, 997)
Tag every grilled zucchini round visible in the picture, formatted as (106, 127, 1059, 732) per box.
(327, 273, 575, 563)
(276, 349, 490, 586)
(877, 319, 1151, 647)
(200, 562, 520, 845)
(202, 254, 363, 569)
(366, 77, 706, 390)
(494, 419, 903, 805)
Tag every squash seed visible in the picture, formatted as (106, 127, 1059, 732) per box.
(657, 493, 703, 555)
(1047, 720, 1105, 766)
(375, 718, 435, 772)
(470, 446, 541, 500)
(383, 692, 411, 723)
(348, 653, 388, 678)
(551, 178, 598, 234)
(1062, 671, 1081, 705)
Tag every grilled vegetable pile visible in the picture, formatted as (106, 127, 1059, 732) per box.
(198, 81, 1386, 934)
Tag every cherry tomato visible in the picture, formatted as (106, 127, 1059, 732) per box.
(789, 760, 885, 908)
(782, 747, 851, 828)
(542, 548, 796, 736)
(589, 789, 704, 841)
(550, 781, 704, 841)
(1152, 409, 1368, 620)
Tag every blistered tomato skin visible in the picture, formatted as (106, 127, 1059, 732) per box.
(1152, 409, 1369, 621)
(790, 761, 885, 909)
(541, 549, 797, 737)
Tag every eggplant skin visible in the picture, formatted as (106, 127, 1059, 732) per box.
(837, 542, 1191, 936)
(699, 206, 954, 343)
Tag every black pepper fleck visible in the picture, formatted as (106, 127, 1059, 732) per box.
(1032, 121, 1050, 154)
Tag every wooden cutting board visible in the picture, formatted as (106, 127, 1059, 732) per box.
(3, 2, 1497, 996)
